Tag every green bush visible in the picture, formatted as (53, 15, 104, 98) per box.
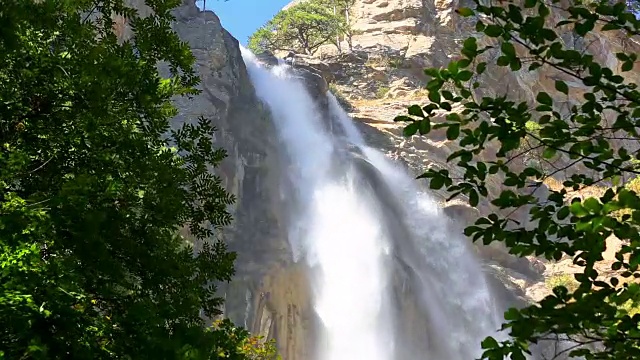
(0, 1, 247, 358)
(248, 0, 344, 55)
(376, 86, 390, 99)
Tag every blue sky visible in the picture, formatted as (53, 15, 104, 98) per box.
(200, 0, 291, 45)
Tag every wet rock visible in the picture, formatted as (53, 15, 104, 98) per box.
(291, 65, 328, 100)
(255, 51, 280, 66)
(443, 202, 479, 225)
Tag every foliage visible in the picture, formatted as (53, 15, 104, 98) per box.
(524, 120, 542, 134)
(238, 336, 280, 360)
(328, 0, 357, 52)
(211, 320, 280, 360)
(376, 86, 390, 99)
(247, 0, 344, 55)
(0, 0, 251, 358)
(396, 0, 640, 358)
(547, 274, 580, 293)
(331, 0, 357, 15)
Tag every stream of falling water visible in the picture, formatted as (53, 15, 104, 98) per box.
(241, 48, 504, 360)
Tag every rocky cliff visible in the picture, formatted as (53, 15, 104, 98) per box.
(162, 4, 320, 359)
(158, 3, 515, 358)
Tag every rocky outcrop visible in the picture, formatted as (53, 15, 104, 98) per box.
(325, 0, 640, 173)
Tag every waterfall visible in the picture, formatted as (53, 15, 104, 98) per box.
(241, 48, 505, 360)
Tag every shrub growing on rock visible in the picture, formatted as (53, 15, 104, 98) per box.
(248, 0, 345, 55)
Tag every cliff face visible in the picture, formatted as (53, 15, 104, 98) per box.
(161, 4, 318, 359)
(324, 0, 640, 183)
(161, 5, 510, 356)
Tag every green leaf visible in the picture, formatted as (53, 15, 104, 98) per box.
(429, 91, 441, 104)
(484, 25, 503, 37)
(447, 124, 460, 140)
(476, 62, 487, 74)
(424, 68, 440, 78)
(536, 92, 553, 106)
(504, 177, 519, 187)
(501, 42, 516, 58)
(394, 115, 413, 122)
(583, 198, 602, 213)
(469, 189, 479, 206)
(481, 337, 499, 349)
(557, 206, 570, 220)
(538, 3, 550, 17)
(510, 58, 522, 71)
(542, 147, 556, 159)
(612, 175, 621, 186)
(555, 80, 569, 95)
(619, 189, 637, 207)
(403, 122, 419, 137)
(504, 307, 520, 320)
(448, 61, 459, 75)
(512, 351, 526, 360)
(463, 37, 478, 52)
(497, 56, 510, 66)
(427, 78, 444, 91)
(430, 176, 445, 189)
(408, 104, 424, 117)
(575, 20, 595, 36)
(456, 7, 474, 17)
(458, 59, 471, 68)
(418, 119, 431, 135)
(570, 202, 588, 217)
(457, 71, 473, 82)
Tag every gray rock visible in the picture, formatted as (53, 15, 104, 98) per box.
(255, 51, 280, 66)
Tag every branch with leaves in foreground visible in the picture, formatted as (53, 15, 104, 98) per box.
(397, 0, 640, 359)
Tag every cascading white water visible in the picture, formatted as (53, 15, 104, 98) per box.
(306, 179, 395, 360)
(241, 48, 505, 360)
(242, 49, 395, 360)
(328, 93, 504, 357)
